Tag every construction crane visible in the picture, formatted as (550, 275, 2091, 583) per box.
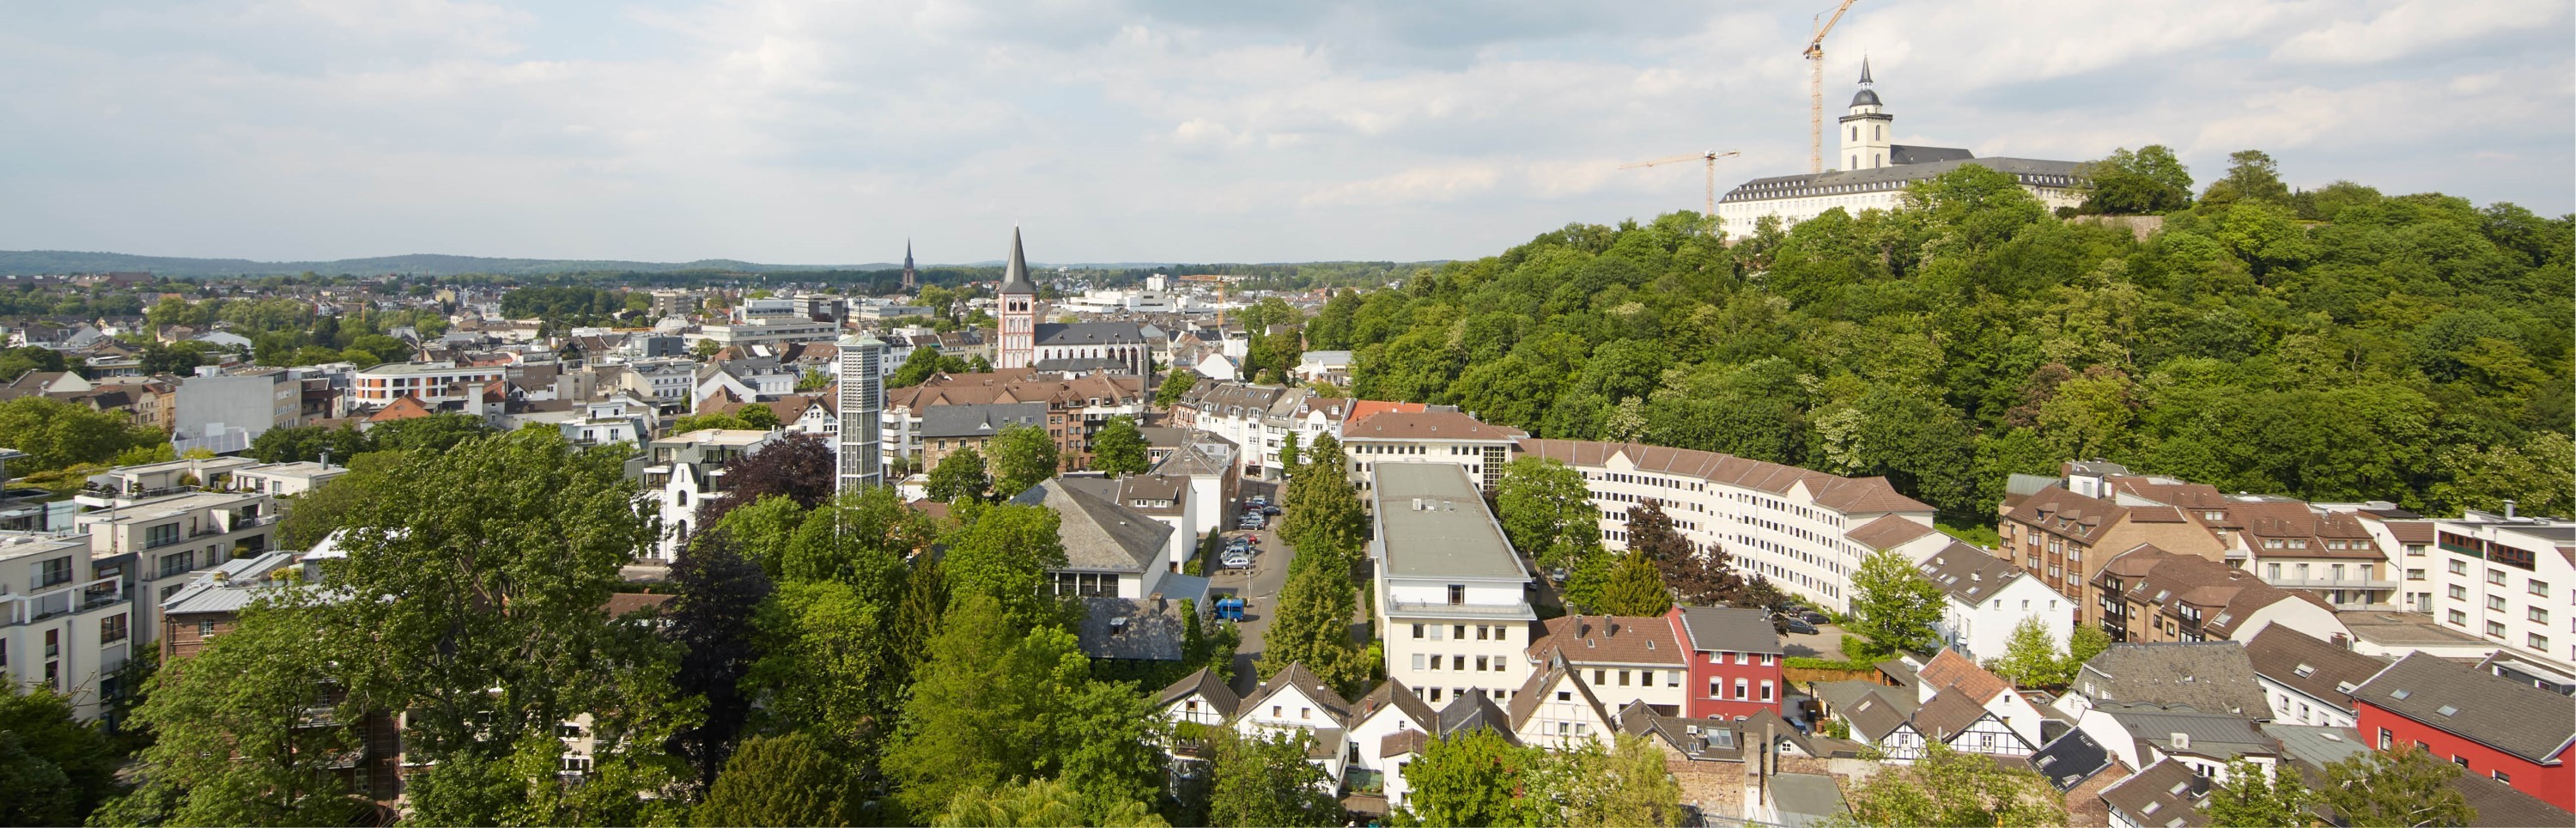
(1805, 0, 1861, 173)
(1618, 149, 1741, 218)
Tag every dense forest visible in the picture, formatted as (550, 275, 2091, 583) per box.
(1315, 152, 2573, 523)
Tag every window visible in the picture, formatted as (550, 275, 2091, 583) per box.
(2485, 621, 2505, 638)
(2530, 633, 2549, 651)
(100, 614, 127, 643)
(2378, 728, 2393, 750)
(2448, 560, 2467, 575)
(1453, 625, 1467, 640)
(145, 523, 179, 549)
(2447, 610, 2466, 625)
(2492, 770, 2511, 783)
(1430, 624, 1444, 641)
(1709, 679, 1722, 698)
(1429, 655, 1441, 671)
(1412, 654, 1426, 670)
(2532, 581, 2551, 598)
(1594, 669, 1607, 685)
(1735, 651, 1748, 665)
(1759, 681, 1774, 702)
(1453, 655, 1465, 671)
(1734, 679, 1748, 700)
(1447, 585, 1464, 605)
(1413, 624, 1425, 639)
(1272, 705, 1282, 717)
(2530, 607, 2549, 624)
(38, 557, 71, 588)
(1475, 656, 1489, 672)
(2487, 595, 2507, 612)
(2487, 569, 2507, 586)
(1477, 625, 1490, 640)
(2449, 585, 2467, 600)
(1619, 670, 1631, 686)
(1429, 688, 1443, 702)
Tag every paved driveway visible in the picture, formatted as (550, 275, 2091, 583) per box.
(1778, 621, 1849, 661)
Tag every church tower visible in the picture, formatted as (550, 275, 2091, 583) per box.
(1838, 58, 1893, 171)
(995, 228, 1037, 369)
(901, 240, 916, 290)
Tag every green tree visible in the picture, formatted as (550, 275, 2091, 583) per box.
(0, 684, 119, 823)
(1091, 416, 1150, 476)
(927, 447, 993, 503)
(665, 533, 772, 790)
(1493, 457, 1600, 571)
(1279, 430, 1302, 472)
(939, 502, 1070, 628)
(1554, 734, 1686, 827)
(1988, 617, 2066, 688)
(1848, 549, 1944, 660)
(2059, 624, 2111, 678)
(1256, 555, 1369, 692)
(989, 423, 1061, 499)
(2313, 746, 2475, 827)
(1155, 369, 1200, 408)
(693, 733, 863, 827)
(1400, 728, 1546, 827)
(363, 411, 493, 454)
(736, 403, 781, 430)
(1591, 551, 1673, 616)
(2202, 757, 2313, 827)
(2207, 149, 2291, 204)
(1205, 730, 1340, 828)
(1276, 435, 1368, 562)
(692, 338, 721, 358)
(743, 580, 910, 762)
(2430, 432, 2574, 518)
(2077, 144, 2195, 215)
(105, 600, 367, 827)
(321, 429, 690, 825)
(0, 396, 161, 473)
(934, 776, 1166, 827)
(274, 450, 404, 550)
(891, 345, 945, 388)
(1832, 744, 2067, 826)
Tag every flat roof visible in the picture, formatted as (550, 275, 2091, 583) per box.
(1371, 463, 1528, 581)
(653, 429, 773, 447)
(2336, 611, 2492, 647)
(237, 461, 346, 480)
(0, 533, 92, 563)
(78, 490, 265, 523)
(358, 362, 502, 375)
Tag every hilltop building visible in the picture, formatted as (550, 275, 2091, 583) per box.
(1715, 60, 2087, 238)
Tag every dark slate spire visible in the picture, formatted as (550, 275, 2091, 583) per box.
(1859, 56, 1873, 85)
(999, 226, 1036, 295)
(904, 239, 914, 270)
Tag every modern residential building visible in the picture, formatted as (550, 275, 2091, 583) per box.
(913, 402, 1050, 478)
(1997, 478, 2228, 620)
(229, 461, 348, 496)
(75, 489, 277, 652)
(0, 533, 129, 719)
(1371, 463, 1538, 708)
(2352, 652, 2576, 810)
(1514, 439, 1937, 614)
(2421, 510, 2574, 676)
(700, 318, 839, 348)
(350, 362, 507, 410)
(1917, 541, 2068, 663)
(1665, 605, 1786, 721)
(624, 429, 779, 562)
(2242, 625, 2387, 728)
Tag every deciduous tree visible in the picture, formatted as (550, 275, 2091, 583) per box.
(1205, 730, 1340, 828)
(2314, 746, 2475, 827)
(989, 423, 1061, 499)
(2202, 758, 2313, 828)
(1091, 416, 1149, 476)
(927, 446, 994, 503)
(695, 733, 865, 827)
(1834, 744, 2066, 826)
(1848, 548, 1945, 660)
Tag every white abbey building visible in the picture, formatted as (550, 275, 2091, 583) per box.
(1716, 60, 2088, 239)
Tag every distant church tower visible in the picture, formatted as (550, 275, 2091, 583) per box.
(1838, 58, 1893, 171)
(901, 240, 917, 290)
(836, 332, 885, 492)
(996, 228, 1037, 369)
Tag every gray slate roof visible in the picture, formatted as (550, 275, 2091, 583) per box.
(1077, 596, 1186, 661)
(2241, 626, 2386, 715)
(2094, 703, 2279, 761)
(2077, 642, 2269, 717)
(2349, 651, 2576, 764)
(2098, 758, 2210, 828)
(1721, 156, 2087, 204)
(1769, 772, 1850, 827)
(919, 401, 1048, 439)
(1917, 542, 2028, 605)
(1676, 606, 1783, 654)
(1034, 322, 1151, 347)
(1010, 478, 1170, 574)
(2028, 728, 2112, 792)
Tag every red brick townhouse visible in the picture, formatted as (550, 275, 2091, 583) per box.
(1666, 606, 1785, 720)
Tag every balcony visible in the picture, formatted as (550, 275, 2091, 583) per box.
(2268, 577, 2397, 590)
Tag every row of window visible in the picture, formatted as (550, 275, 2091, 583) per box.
(1411, 622, 1510, 642)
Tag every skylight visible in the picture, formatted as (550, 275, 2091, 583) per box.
(2293, 664, 2315, 678)
(2435, 704, 2458, 716)
(2390, 689, 2410, 700)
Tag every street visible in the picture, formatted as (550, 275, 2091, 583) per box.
(1217, 480, 1291, 696)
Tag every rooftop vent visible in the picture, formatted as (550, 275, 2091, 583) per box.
(2169, 733, 2190, 751)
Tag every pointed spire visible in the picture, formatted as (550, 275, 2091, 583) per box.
(903, 239, 914, 269)
(1859, 56, 1873, 85)
(999, 226, 1036, 295)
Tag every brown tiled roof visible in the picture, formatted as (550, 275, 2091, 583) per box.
(1917, 648, 2010, 705)
(1528, 614, 1685, 666)
(2091, 545, 2331, 639)
(889, 368, 1143, 410)
(2380, 520, 2437, 545)
(1910, 689, 1994, 743)
(2007, 487, 2130, 541)
(1514, 439, 1934, 516)
(1345, 410, 1525, 441)
(1351, 679, 1438, 732)
(2098, 758, 2210, 827)
(1845, 514, 1937, 550)
(1916, 542, 2028, 606)
(601, 592, 674, 617)
(367, 396, 434, 423)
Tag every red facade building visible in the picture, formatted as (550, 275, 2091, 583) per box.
(1666, 606, 1785, 720)
(2351, 653, 2576, 811)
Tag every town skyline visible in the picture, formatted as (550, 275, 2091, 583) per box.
(2, 0, 2568, 265)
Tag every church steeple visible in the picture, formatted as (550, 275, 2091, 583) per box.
(1838, 57, 1893, 170)
(995, 227, 1037, 368)
(999, 226, 1036, 295)
(901, 239, 916, 289)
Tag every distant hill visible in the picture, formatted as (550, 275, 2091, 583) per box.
(0, 250, 897, 277)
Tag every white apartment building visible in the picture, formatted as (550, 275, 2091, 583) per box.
(2422, 511, 2574, 678)
(1174, 382, 1299, 478)
(1917, 542, 2070, 664)
(1370, 463, 1538, 708)
(74, 490, 278, 646)
(627, 429, 779, 563)
(1341, 411, 1523, 493)
(0, 533, 130, 719)
(230, 461, 348, 496)
(352, 362, 507, 409)
(701, 318, 838, 348)
(621, 360, 698, 408)
(1514, 439, 1938, 614)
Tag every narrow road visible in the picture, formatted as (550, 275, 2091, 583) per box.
(1224, 525, 1295, 697)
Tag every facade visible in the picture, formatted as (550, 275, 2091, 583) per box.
(1525, 613, 1689, 715)
(351, 362, 507, 410)
(2242, 625, 2387, 728)
(0, 533, 129, 719)
(230, 461, 349, 496)
(1666, 606, 1785, 720)
(1340, 411, 1524, 492)
(1917, 542, 2069, 663)
(913, 402, 1050, 478)
(1515, 439, 1936, 614)
(2353, 652, 2576, 809)
(1013, 478, 1172, 601)
(884, 368, 1147, 472)
(2421, 511, 2573, 674)
(174, 368, 301, 441)
(1714, 64, 2086, 239)
(1371, 463, 1539, 708)
(835, 334, 885, 492)
(701, 318, 838, 348)
(76, 490, 277, 631)
(2077, 704, 2281, 784)
(625, 429, 779, 562)
(2091, 544, 2347, 646)
(1998, 484, 2228, 622)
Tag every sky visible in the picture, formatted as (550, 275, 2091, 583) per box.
(2, 0, 2569, 266)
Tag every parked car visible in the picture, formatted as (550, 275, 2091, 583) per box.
(1212, 597, 1247, 621)
(1220, 550, 1254, 569)
(1261, 505, 1281, 516)
(1795, 609, 1830, 625)
(1782, 617, 1819, 635)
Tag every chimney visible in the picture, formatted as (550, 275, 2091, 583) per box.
(2505, 499, 2518, 520)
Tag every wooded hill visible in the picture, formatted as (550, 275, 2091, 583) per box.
(1320, 155, 2573, 524)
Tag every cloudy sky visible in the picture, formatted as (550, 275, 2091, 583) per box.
(3, 0, 2568, 265)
